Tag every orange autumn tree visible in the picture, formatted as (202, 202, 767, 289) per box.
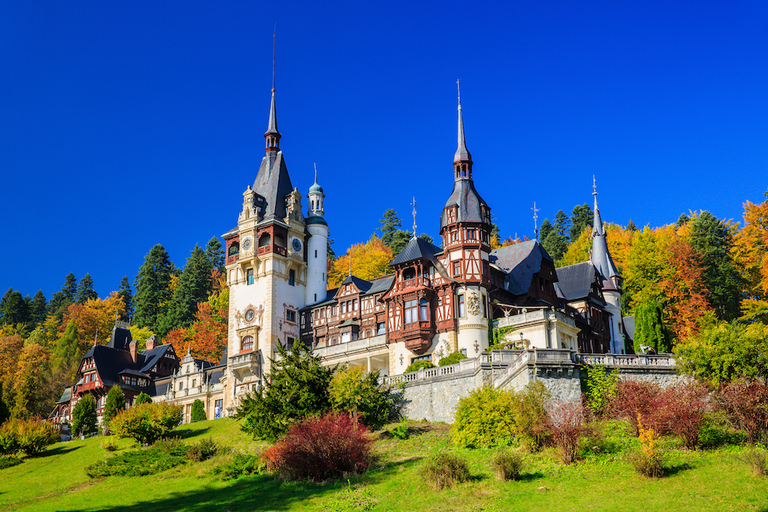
(328, 235, 394, 289)
(165, 286, 228, 364)
(733, 191, 768, 323)
(60, 293, 125, 351)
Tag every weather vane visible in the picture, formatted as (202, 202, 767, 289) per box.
(411, 196, 418, 238)
(532, 201, 540, 237)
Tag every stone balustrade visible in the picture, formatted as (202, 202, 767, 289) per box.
(577, 353, 676, 368)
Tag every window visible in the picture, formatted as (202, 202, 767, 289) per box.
(331, 305, 337, 316)
(315, 249, 318, 258)
(411, 354, 431, 364)
(341, 332, 351, 343)
(258, 233, 271, 247)
(242, 336, 254, 351)
(460, 348, 467, 356)
(452, 261, 461, 276)
(467, 229, 476, 240)
(286, 309, 297, 323)
(179, 382, 184, 391)
(404, 299, 417, 324)
(341, 301, 347, 314)
(377, 322, 386, 335)
(289, 269, 295, 286)
(192, 379, 196, 388)
(457, 294, 465, 317)
(228, 242, 239, 256)
(352, 299, 358, 311)
(420, 299, 428, 321)
(482, 295, 487, 318)
(246, 268, 254, 285)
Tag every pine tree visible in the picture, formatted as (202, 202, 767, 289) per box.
(71, 393, 97, 436)
(0, 289, 30, 326)
(542, 210, 570, 262)
(158, 245, 212, 337)
(75, 273, 98, 304)
(539, 219, 552, 242)
(117, 276, 134, 321)
(379, 209, 403, 249)
(133, 245, 175, 333)
(205, 237, 225, 274)
(570, 203, 594, 241)
(190, 399, 206, 422)
(62, 273, 78, 302)
(29, 290, 47, 329)
(103, 385, 126, 431)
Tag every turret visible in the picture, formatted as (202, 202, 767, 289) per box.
(305, 169, 328, 305)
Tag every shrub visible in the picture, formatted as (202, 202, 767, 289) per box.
(738, 448, 768, 478)
(265, 412, 372, 481)
(404, 360, 436, 373)
(213, 453, 265, 480)
(492, 449, 523, 481)
(717, 378, 768, 443)
(583, 365, 618, 418)
(71, 394, 98, 437)
(186, 438, 217, 462)
(134, 392, 152, 405)
(0, 454, 21, 469)
(101, 437, 118, 452)
(438, 352, 467, 367)
(511, 381, 551, 451)
(329, 366, 394, 430)
(0, 417, 58, 456)
(627, 414, 664, 478)
(190, 399, 207, 422)
(698, 413, 745, 448)
(664, 382, 710, 450)
(608, 380, 662, 435)
(85, 438, 187, 478)
(422, 452, 470, 490)
(102, 386, 126, 433)
(452, 386, 517, 448)
(546, 400, 590, 464)
(110, 403, 182, 445)
(391, 421, 409, 440)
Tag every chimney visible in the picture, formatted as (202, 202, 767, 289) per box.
(129, 340, 137, 363)
(145, 335, 156, 351)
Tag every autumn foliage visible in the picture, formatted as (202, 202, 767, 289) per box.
(328, 236, 393, 289)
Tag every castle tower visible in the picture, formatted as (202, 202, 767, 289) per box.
(305, 169, 328, 305)
(223, 45, 308, 407)
(590, 179, 625, 353)
(438, 83, 493, 356)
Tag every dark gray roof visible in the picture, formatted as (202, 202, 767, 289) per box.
(107, 326, 132, 350)
(454, 100, 471, 163)
(340, 275, 372, 293)
(139, 344, 174, 373)
(56, 386, 72, 404)
(490, 241, 554, 295)
(152, 378, 172, 397)
(365, 275, 394, 296)
(119, 368, 149, 378)
(82, 344, 137, 388)
(591, 199, 621, 283)
(623, 316, 635, 340)
(252, 151, 293, 222)
(440, 180, 488, 229)
(390, 237, 443, 266)
(218, 347, 228, 367)
(556, 262, 599, 301)
(207, 369, 224, 385)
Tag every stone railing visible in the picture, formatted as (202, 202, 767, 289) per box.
(314, 335, 387, 358)
(576, 353, 676, 368)
(384, 356, 480, 386)
(229, 351, 258, 368)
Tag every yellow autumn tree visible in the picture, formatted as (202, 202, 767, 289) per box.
(733, 191, 768, 323)
(328, 235, 394, 289)
(60, 293, 125, 350)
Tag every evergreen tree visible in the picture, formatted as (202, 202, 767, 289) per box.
(418, 233, 434, 245)
(135, 392, 152, 405)
(29, 290, 47, 329)
(538, 219, 552, 242)
(205, 237, 225, 274)
(71, 393, 97, 436)
(62, 273, 78, 302)
(542, 210, 570, 262)
(102, 385, 126, 431)
(158, 245, 212, 337)
(633, 299, 672, 353)
(0, 289, 30, 326)
(570, 203, 594, 241)
(75, 273, 98, 304)
(133, 245, 175, 333)
(378, 209, 403, 249)
(190, 399, 206, 422)
(47, 290, 70, 318)
(688, 211, 743, 321)
(51, 321, 81, 374)
(117, 276, 134, 322)
(389, 230, 412, 256)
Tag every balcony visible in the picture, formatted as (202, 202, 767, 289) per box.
(314, 335, 387, 360)
(229, 351, 261, 380)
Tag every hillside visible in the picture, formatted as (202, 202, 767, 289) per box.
(1, 418, 767, 512)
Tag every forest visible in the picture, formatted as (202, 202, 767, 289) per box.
(0, 189, 766, 421)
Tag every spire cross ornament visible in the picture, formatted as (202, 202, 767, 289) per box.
(457, 79, 461, 106)
(272, 25, 276, 92)
(411, 196, 418, 239)
(593, 175, 598, 198)
(532, 201, 540, 237)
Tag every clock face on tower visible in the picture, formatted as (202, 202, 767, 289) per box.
(292, 238, 302, 252)
(242, 237, 252, 250)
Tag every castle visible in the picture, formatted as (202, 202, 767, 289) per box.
(50, 76, 634, 428)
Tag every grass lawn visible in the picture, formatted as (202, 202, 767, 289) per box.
(1, 418, 767, 512)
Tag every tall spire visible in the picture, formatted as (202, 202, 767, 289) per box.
(265, 30, 281, 152)
(592, 175, 604, 236)
(590, 176, 620, 283)
(453, 80, 472, 180)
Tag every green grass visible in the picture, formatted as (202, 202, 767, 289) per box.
(1, 418, 767, 512)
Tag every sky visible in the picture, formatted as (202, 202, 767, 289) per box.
(2, 1, 768, 300)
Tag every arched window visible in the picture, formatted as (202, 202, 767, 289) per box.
(258, 233, 271, 248)
(419, 299, 428, 322)
(228, 242, 239, 256)
(241, 336, 254, 351)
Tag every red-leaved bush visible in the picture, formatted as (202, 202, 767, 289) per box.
(262, 412, 373, 481)
(717, 378, 768, 443)
(662, 382, 710, 450)
(608, 380, 663, 435)
(546, 400, 590, 464)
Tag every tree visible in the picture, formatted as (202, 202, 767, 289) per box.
(732, 191, 768, 323)
(102, 385, 126, 431)
(538, 218, 552, 242)
(688, 211, 742, 321)
(205, 237, 225, 274)
(29, 290, 47, 330)
(117, 276, 134, 322)
(158, 245, 213, 337)
(0, 335, 24, 415)
(62, 273, 78, 303)
(190, 399, 206, 422)
(542, 210, 569, 262)
(60, 294, 125, 350)
(570, 203, 593, 242)
(75, 273, 98, 304)
(235, 342, 335, 441)
(0, 289, 30, 327)
(633, 299, 672, 353)
(110, 402, 182, 444)
(133, 244, 175, 333)
(329, 366, 393, 429)
(71, 394, 98, 436)
(12, 343, 50, 418)
(328, 236, 394, 289)
(135, 392, 152, 405)
(165, 300, 227, 364)
(379, 209, 403, 249)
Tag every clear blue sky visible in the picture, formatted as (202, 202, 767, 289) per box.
(2, 1, 767, 300)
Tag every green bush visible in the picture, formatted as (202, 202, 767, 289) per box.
(438, 352, 467, 367)
(0, 417, 58, 456)
(101, 437, 118, 452)
(110, 403, 182, 445)
(510, 381, 551, 451)
(492, 449, 523, 481)
(190, 399, 207, 422)
(0, 454, 21, 469)
(404, 360, 436, 373)
(134, 392, 152, 405)
(452, 386, 517, 448)
(71, 394, 98, 437)
(739, 447, 768, 478)
(85, 438, 187, 478)
(698, 413, 745, 448)
(329, 366, 394, 430)
(391, 421, 409, 440)
(583, 365, 618, 417)
(186, 438, 218, 462)
(213, 453, 265, 480)
(422, 452, 470, 490)
(102, 385, 126, 432)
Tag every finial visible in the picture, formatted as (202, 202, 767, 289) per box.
(348, 253, 352, 277)
(454, 79, 471, 165)
(272, 25, 276, 93)
(186, 343, 191, 356)
(313, 162, 317, 184)
(532, 201, 540, 237)
(93, 330, 98, 346)
(457, 79, 461, 109)
(592, 175, 597, 197)
(411, 196, 418, 239)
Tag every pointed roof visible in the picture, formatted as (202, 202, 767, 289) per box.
(252, 143, 294, 221)
(390, 237, 443, 266)
(490, 240, 555, 295)
(555, 262, 602, 301)
(591, 182, 621, 283)
(266, 89, 279, 136)
(441, 180, 489, 228)
(454, 82, 471, 164)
